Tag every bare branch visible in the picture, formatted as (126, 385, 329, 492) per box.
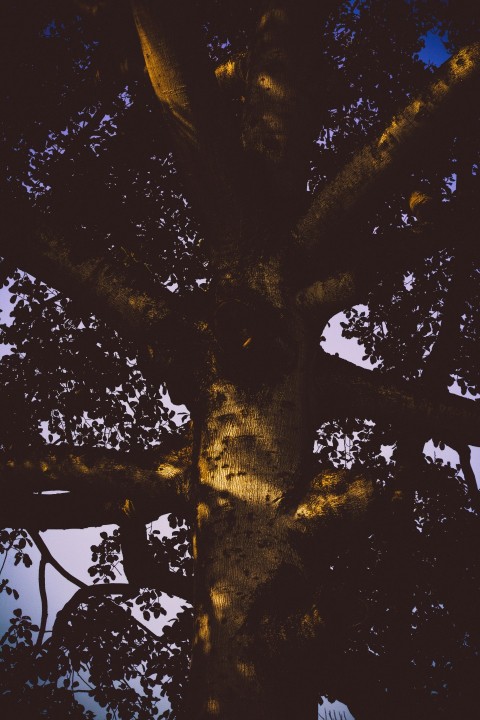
(131, 0, 244, 246)
(295, 42, 480, 258)
(29, 529, 85, 588)
(1, 439, 192, 529)
(36, 555, 48, 647)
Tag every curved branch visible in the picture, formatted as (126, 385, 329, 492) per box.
(29, 529, 85, 588)
(294, 42, 480, 259)
(52, 581, 190, 649)
(51, 583, 164, 646)
(36, 555, 48, 648)
(1, 438, 192, 529)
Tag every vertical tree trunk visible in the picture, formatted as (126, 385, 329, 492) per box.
(185, 339, 318, 719)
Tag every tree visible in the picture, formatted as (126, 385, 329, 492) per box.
(1, 0, 480, 718)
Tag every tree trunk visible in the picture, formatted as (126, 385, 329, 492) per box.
(185, 335, 319, 719)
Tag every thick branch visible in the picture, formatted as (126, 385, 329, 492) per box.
(315, 352, 480, 447)
(1, 190, 195, 379)
(120, 513, 193, 600)
(293, 468, 375, 525)
(295, 42, 480, 258)
(131, 0, 243, 246)
(295, 215, 456, 321)
(1, 439, 191, 529)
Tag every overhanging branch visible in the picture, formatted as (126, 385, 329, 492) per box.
(294, 42, 480, 259)
(1, 438, 192, 529)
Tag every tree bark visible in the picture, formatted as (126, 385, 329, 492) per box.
(185, 342, 319, 718)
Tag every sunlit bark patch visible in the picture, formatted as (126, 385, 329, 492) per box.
(295, 470, 374, 520)
(206, 697, 220, 715)
(236, 661, 256, 678)
(196, 612, 211, 654)
(210, 586, 231, 621)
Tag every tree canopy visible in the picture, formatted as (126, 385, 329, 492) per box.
(1, 1, 480, 718)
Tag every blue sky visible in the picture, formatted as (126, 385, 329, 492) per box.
(418, 31, 450, 67)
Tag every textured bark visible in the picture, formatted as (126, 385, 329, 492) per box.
(215, 54, 247, 95)
(3, 5, 480, 718)
(185, 346, 319, 718)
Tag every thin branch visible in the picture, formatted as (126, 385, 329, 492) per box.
(0, 539, 13, 576)
(29, 529, 85, 589)
(36, 555, 48, 648)
(294, 42, 480, 259)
